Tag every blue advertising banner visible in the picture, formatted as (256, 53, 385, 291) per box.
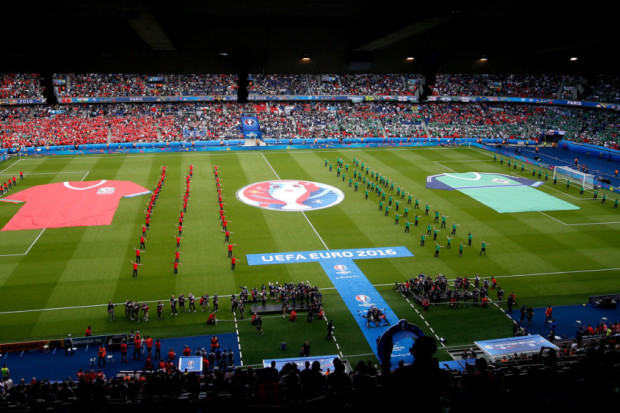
(475, 335, 558, 359)
(247, 95, 418, 102)
(56, 96, 238, 104)
(0, 98, 46, 105)
(426, 95, 620, 111)
(263, 355, 339, 372)
(240, 116, 262, 139)
(246, 247, 412, 265)
(178, 356, 203, 373)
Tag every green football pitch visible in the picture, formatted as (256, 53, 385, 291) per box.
(0, 146, 618, 366)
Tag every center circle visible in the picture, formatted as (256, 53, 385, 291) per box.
(236, 180, 345, 211)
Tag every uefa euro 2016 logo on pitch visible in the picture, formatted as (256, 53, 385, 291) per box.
(355, 295, 371, 303)
(236, 180, 344, 211)
(334, 264, 350, 275)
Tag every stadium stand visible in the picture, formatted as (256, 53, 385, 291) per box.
(0, 74, 46, 100)
(0, 329, 617, 410)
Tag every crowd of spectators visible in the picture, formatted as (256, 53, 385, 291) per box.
(0, 74, 46, 100)
(1, 101, 618, 148)
(256, 102, 425, 140)
(53, 74, 238, 98)
(431, 73, 581, 99)
(0, 104, 186, 147)
(586, 74, 620, 103)
(246, 74, 420, 96)
(6, 73, 620, 103)
(338, 73, 418, 95)
(420, 102, 620, 147)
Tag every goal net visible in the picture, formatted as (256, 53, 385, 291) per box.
(553, 166, 595, 189)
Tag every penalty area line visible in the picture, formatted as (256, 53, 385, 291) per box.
(0, 228, 46, 257)
(538, 211, 620, 226)
(0, 158, 22, 174)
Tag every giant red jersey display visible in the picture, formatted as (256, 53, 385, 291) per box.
(0, 180, 150, 231)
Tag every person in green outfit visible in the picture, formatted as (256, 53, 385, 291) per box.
(385, 206, 390, 217)
(337, 167, 341, 177)
(405, 221, 410, 233)
(434, 243, 442, 258)
(403, 207, 409, 218)
(553, 175, 557, 184)
(425, 204, 430, 215)
(580, 185, 584, 195)
(349, 178, 353, 187)
(566, 180, 570, 190)
(441, 214, 448, 228)
(468, 232, 473, 246)
(451, 223, 458, 236)
(414, 215, 419, 226)
(459, 243, 464, 257)
(434, 210, 439, 223)
(480, 241, 487, 256)
(365, 189, 369, 199)
(394, 213, 399, 225)
(545, 172, 549, 181)
(614, 199, 618, 209)
(593, 190, 598, 200)
(395, 200, 400, 211)
(414, 198, 419, 209)
(379, 200, 383, 211)
(354, 181, 359, 191)
(446, 236, 452, 249)
(420, 233, 425, 246)
(602, 193, 607, 204)
(408, 194, 412, 204)
(324, 159, 328, 167)
(433, 228, 439, 241)
(389, 195, 393, 206)
(427, 224, 432, 235)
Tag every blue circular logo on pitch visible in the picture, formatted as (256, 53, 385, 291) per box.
(236, 180, 344, 211)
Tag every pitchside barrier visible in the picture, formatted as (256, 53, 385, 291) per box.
(0, 334, 128, 354)
(588, 293, 620, 309)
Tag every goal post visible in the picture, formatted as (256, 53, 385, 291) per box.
(553, 166, 595, 189)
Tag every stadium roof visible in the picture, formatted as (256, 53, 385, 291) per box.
(1, 0, 617, 75)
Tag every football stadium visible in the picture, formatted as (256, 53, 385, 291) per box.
(0, 1, 619, 411)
